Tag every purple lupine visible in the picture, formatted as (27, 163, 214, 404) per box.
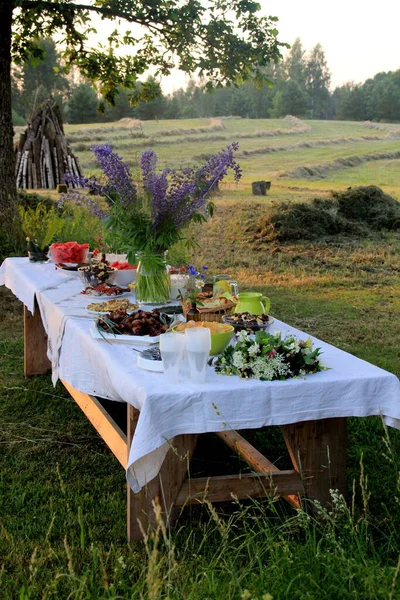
(64, 173, 110, 197)
(140, 149, 171, 228)
(59, 190, 107, 219)
(59, 143, 241, 238)
(152, 143, 242, 230)
(92, 144, 136, 207)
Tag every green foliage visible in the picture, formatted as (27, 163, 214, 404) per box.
(10, 2, 285, 105)
(12, 108, 24, 126)
(17, 190, 54, 211)
(18, 203, 63, 248)
(333, 70, 400, 122)
(15, 38, 69, 121)
(56, 203, 104, 248)
(17, 196, 104, 253)
(67, 83, 99, 124)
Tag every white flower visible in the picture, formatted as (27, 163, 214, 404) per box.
(248, 342, 259, 357)
(287, 340, 300, 353)
(232, 351, 245, 369)
(238, 330, 249, 342)
(195, 279, 204, 289)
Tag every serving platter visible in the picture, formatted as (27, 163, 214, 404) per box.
(90, 324, 160, 344)
(81, 290, 133, 300)
(56, 262, 89, 272)
(85, 300, 139, 314)
(86, 307, 137, 315)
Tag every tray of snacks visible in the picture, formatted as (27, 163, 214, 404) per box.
(86, 299, 139, 314)
(222, 312, 274, 333)
(81, 284, 131, 298)
(92, 309, 171, 343)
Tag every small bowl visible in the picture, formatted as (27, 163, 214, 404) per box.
(222, 313, 273, 334)
(172, 323, 234, 356)
(113, 268, 137, 287)
(78, 267, 117, 288)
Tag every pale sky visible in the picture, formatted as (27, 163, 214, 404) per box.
(88, 0, 400, 93)
(260, 0, 400, 89)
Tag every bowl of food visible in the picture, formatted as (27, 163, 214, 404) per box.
(109, 261, 137, 286)
(222, 312, 274, 333)
(172, 321, 234, 356)
(49, 242, 89, 264)
(78, 265, 117, 288)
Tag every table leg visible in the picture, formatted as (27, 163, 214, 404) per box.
(126, 404, 198, 541)
(23, 301, 51, 376)
(280, 418, 347, 507)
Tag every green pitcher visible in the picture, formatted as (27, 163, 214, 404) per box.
(234, 292, 271, 315)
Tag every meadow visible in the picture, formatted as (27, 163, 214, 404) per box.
(2, 117, 400, 598)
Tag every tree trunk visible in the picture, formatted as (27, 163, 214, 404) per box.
(0, 1, 21, 258)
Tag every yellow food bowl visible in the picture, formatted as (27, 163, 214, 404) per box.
(172, 321, 234, 356)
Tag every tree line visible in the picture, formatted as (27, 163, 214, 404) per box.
(11, 38, 400, 126)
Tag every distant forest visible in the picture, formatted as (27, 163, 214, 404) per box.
(11, 38, 400, 125)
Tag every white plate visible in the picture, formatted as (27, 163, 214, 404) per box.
(56, 266, 80, 276)
(86, 308, 137, 315)
(137, 355, 163, 372)
(85, 304, 139, 315)
(81, 291, 132, 300)
(90, 324, 160, 344)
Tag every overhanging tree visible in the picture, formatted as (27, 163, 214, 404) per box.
(0, 0, 285, 253)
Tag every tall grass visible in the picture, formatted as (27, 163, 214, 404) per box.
(3, 468, 400, 599)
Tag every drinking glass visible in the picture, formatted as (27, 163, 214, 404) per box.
(213, 274, 239, 297)
(159, 332, 186, 384)
(185, 327, 211, 384)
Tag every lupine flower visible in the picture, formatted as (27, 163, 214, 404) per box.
(59, 190, 107, 219)
(60, 144, 241, 255)
(92, 144, 136, 207)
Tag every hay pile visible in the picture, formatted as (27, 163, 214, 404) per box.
(251, 186, 400, 242)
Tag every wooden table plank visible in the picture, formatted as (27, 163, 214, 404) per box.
(23, 302, 51, 376)
(216, 429, 301, 508)
(61, 380, 127, 469)
(281, 418, 347, 507)
(175, 470, 304, 505)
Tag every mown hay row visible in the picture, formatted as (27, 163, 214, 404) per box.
(241, 135, 383, 157)
(155, 118, 226, 136)
(362, 120, 400, 138)
(282, 151, 400, 180)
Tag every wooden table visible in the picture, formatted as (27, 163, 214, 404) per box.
(23, 301, 346, 541)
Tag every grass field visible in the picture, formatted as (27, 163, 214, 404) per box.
(3, 117, 400, 598)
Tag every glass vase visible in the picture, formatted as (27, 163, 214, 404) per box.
(135, 252, 170, 304)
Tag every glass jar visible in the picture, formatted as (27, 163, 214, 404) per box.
(186, 302, 201, 322)
(135, 251, 170, 304)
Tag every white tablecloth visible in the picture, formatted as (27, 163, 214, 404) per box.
(2, 257, 400, 493)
